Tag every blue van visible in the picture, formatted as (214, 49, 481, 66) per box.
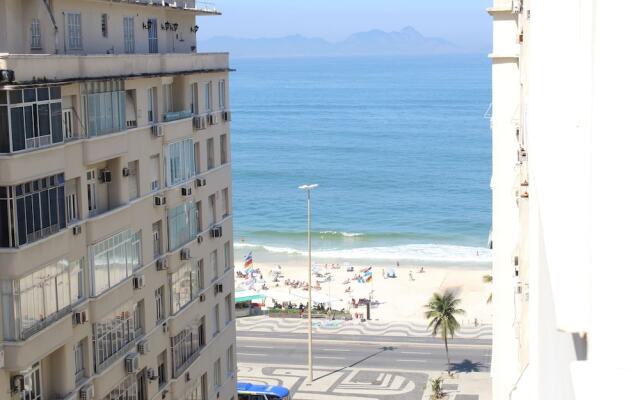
(237, 382, 290, 400)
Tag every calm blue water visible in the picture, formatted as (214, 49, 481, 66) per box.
(230, 55, 492, 265)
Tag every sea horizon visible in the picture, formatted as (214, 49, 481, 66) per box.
(230, 54, 491, 267)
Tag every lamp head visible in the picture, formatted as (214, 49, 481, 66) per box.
(298, 184, 319, 191)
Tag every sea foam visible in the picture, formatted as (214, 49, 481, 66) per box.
(235, 242, 491, 265)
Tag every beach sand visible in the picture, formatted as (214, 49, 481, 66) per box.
(235, 254, 492, 324)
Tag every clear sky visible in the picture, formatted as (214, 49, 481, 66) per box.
(197, 0, 493, 53)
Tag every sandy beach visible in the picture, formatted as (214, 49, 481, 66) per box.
(235, 253, 492, 325)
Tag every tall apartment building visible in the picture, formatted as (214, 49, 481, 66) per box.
(0, 1, 237, 400)
(489, 0, 640, 399)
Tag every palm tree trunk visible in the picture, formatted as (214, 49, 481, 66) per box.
(444, 335, 451, 373)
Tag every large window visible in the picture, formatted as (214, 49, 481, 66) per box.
(171, 325, 201, 377)
(102, 375, 137, 400)
(82, 80, 126, 137)
(183, 375, 206, 400)
(123, 16, 135, 53)
(226, 345, 235, 377)
(0, 173, 66, 248)
(155, 286, 165, 324)
(218, 80, 226, 110)
(0, 87, 64, 153)
(89, 229, 141, 296)
(170, 262, 202, 315)
(19, 363, 42, 400)
(167, 201, 198, 251)
(30, 19, 41, 49)
(223, 241, 231, 271)
(67, 12, 82, 50)
(1, 258, 83, 340)
(165, 138, 196, 186)
(93, 302, 140, 372)
(213, 358, 221, 389)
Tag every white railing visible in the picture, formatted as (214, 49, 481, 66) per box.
(99, 0, 219, 13)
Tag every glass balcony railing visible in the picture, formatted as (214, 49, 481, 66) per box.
(164, 110, 192, 123)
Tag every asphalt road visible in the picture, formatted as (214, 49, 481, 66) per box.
(237, 330, 492, 373)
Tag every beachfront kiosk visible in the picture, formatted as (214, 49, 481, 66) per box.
(235, 290, 266, 317)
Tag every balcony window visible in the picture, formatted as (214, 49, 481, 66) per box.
(103, 375, 138, 400)
(184, 374, 207, 400)
(170, 262, 202, 314)
(220, 134, 228, 165)
(226, 345, 235, 377)
(67, 12, 83, 50)
(155, 286, 165, 324)
(89, 229, 141, 296)
(165, 138, 196, 187)
(82, 80, 126, 137)
(0, 87, 64, 153)
(31, 19, 42, 49)
(74, 341, 85, 383)
(167, 201, 198, 251)
(93, 302, 140, 372)
(171, 325, 201, 378)
(218, 80, 226, 110)
(213, 358, 221, 389)
(1, 258, 84, 340)
(123, 16, 135, 53)
(19, 363, 42, 400)
(0, 173, 66, 248)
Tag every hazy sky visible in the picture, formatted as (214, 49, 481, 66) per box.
(197, 0, 493, 53)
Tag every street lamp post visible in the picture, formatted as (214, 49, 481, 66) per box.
(299, 183, 318, 385)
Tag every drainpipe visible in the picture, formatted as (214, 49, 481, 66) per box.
(41, 0, 59, 53)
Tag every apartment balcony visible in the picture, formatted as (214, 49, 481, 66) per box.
(0, 52, 229, 85)
(97, 0, 221, 15)
(2, 313, 73, 370)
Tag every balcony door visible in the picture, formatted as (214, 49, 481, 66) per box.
(148, 18, 158, 54)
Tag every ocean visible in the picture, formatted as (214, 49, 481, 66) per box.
(229, 55, 492, 266)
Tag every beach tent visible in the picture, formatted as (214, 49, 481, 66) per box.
(290, 289, 342, 306)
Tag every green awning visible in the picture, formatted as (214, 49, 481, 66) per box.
(235, 293, 266, 303)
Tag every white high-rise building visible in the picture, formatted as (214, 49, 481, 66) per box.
(489, 1, 640, 399)
(0, 1, 237, 400)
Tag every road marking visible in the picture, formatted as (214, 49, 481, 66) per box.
(237, 353, 267, 356)
(315, 356, 345, 360)
(397, 359, 426, 363)
(319, 348, 350, 352)
(241, 345, 274, 349)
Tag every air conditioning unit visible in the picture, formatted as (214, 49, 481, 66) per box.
(209, 226, 223, 238)
(100, 169, 112, 183)
(180, 248, 191, 260)
(162, 322, 168, 333)
(196, 178, 206, 187)
(11, 375, 25, 393)
(0, 69, 15, 83)
(153, 195, 166, 206)
(181, 187, 192, 197)
(215, 283, 223, 294)
(197, 235, 204, 244)
(125, 354, 140, 374)
(193, 115, 206, 130)
(156, 257, 168, 270)
(73, 310, 88, 325)
(199, 293, 206, 302)
(185, 372, 191, 382)
(206, 113, 215, 125)
(122, 167, 130, 177)
(223, 111, 231, 122)
(133, 275, 145, 289)
(72, 225, 82, 235)
(146, 368, 158, 381)
(79, 384, 94, 400)
(152, 124, 164, 137)
(137, 340, 150, 355)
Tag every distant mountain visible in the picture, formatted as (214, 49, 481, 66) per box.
(198, 26, 457, 58)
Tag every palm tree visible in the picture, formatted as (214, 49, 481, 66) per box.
(425, 290, 465, 373)
(482, 274, 493, 304)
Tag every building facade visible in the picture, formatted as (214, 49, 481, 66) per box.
(0, 1, 237, 400)
(489, 0, 640, 399)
